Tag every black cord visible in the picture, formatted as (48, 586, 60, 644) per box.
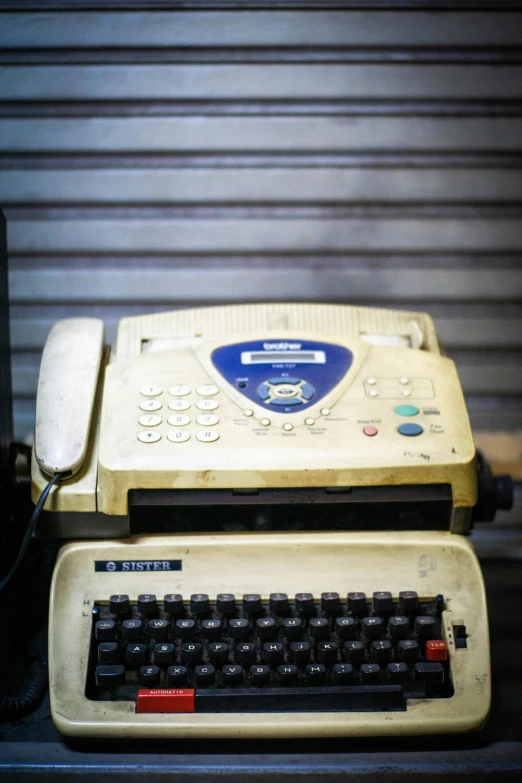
(0, 658, 48, 722)
(0, 471, 65, 593)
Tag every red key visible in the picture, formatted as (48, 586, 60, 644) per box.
(137, 688, 195, 713)
(426, 640, 448, 661)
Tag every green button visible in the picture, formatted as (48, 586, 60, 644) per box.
(394, 404, 419, 417)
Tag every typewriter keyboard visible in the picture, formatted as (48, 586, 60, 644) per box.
(88, 591, 453, 713)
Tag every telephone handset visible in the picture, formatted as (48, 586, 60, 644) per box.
(34, 318, 104, 478)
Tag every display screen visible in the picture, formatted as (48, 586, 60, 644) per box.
(241, 351, 326, 364)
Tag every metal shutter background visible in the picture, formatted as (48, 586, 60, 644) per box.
(1, 2, 521, 442)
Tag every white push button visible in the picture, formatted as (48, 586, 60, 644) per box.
(138, 431, 161, 443)
(197, 399, 219, 411)
(138, 414, 161, 427)
(261, 418, 270, 426)
(169, 385, 191, 397)
(168, 399, 190, 411)
(139, 399, 162, 412)
(140, 386, 162, 397)
(367, 378, 377, 386)
(167, 430, 191, 443)
(244, 409, 254, 417)
(196, 430, 220, 442)
(368, 390, 379, 398)
(320, 408, 331, 416)
(197, 414, 219, 426)
(400, 377, 410, 385)
(197, 384, 219, 396)
(168, 414, 190, 427)
(283, 423, 293, 431)
(305, 417, 315, 425)
(402, 389, 412, 397)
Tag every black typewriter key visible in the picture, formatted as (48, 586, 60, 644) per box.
(208, 642, 230, 666)
(362, 616, 384, 639)
(95, 619, 116, 641)
(139, 664, 161, 687)
(138, 594, 157, 616)
(269, 593, 289, 616)
(289, 641, 311, 665)
(243, 594, 262, 615)
(98, 642, 120, 664)
(181, 642, 203, 667)
(389, 615, 410, 640)
(332, 663, 354, 684)
(360, 663, 380, 684)
(321, 592, 341, 616)
(305, 663, 326, 685)
(154, 643, 175, 666)
(126, 643, 147, 668)
(164, 593, 184, 616)
(414, 661, 444, 685)
(399, 591, 419, 614)
(109, 595, 130, 616)
(175, 618, 196, 640)
(343, 640, 366, 664)
(373, 591, 394, 613)
(190, 593, 210, 616)
(228, 618, 250, 640)
(277, 664, 298, 685)
(295, 593, 315, 616)
(250, 664, 271, 686)
(397, 639, 420, 663)
(216, 594, 236, 615)
(371, 640, 392, 663)
(282, 617, 303, 639)
(194, 664, 216, 687)
(263, 642, 284, 667)
(387, 661, 409, 685)
(235, 642, 257, 666)
(148, 618, 168, 640)
(415, 616, 436, 639)
(95, 664, 125, 688)
(256, 616, 277, 640)
(122, 619, 142, 641)
(201, 619, 222, 641)
(335, 616, 356, 640)
(347, 592, 367, 616)
(317, 641, 339, 665)
(222, 664, 243, 686)
(435, 594, 444, 615)
(166, 665, 187, 686)
(308, 617, 330, 641)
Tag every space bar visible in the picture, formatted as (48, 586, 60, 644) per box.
(196, 684, 404, 713)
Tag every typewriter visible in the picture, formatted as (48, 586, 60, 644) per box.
(31, 303, 506, 738)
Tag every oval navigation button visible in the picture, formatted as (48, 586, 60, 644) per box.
(394, 404, 420, 417)
(397, 423, 423, 437)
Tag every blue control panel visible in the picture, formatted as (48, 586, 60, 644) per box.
(211, 339, 353, 414)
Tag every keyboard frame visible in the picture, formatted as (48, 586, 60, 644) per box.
(49, 530, 490, 738)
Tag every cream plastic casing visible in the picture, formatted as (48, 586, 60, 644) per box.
(49, 531, 490, 739)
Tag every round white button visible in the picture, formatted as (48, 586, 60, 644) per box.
(197, 384, 219, 396)
(168, 399, 190, 411)
(168, 414, 190, 427)
(402, 389, 412, 397)
(169, 385, 191, 397)
(368, 390, 379, 398)
(283, 423, 293, 431)
(196, 430, 220, 443)
(400, 377, 410, 385)
(305, 417, 315, 426)
(197, 399, 219, 411)
(138, 414, 161, 427)
(367, 378, 377, 386)
(261, 418, 270, 426)
(140, 385, 162, 397)
(320, 408, 331, 416)
(197, 413, 219, 426)
(139, 399, 162, 412)
(167, 430, 191, 443)
(244, 409, 254, 417)
(138, 431, 161, 443)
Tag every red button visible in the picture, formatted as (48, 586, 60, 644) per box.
(363, 426, 378, 437)
(426, 640, 448, 661)
(137, 688, 195, 713)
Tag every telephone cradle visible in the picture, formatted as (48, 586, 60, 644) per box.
(31, 303, 511, 738)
